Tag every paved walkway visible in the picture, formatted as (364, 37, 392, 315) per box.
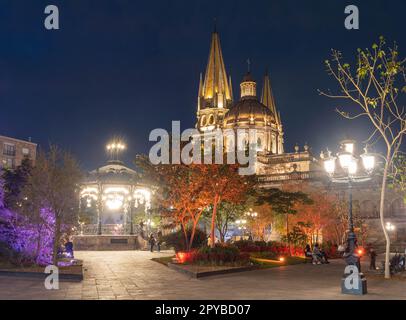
(0, 251, 405, 300)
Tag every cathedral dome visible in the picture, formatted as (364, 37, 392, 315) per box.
(224, 97, 275, 127)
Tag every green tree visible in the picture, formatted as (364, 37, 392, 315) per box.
(204, 201, 245, 243)
(22, 146, 82, 265)
(256, 188, 313, 254)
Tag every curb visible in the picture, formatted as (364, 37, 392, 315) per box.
(167, 263, 257, 278)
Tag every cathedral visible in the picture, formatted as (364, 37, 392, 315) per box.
(193, 28, 406, 248)
(196, 30, 284, 156)
(195, 28, 320, 181)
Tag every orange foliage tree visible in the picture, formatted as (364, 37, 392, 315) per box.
(136, 156, 211, 250)
(201, 164, 255, 248)
(136, 156, 254, 250)
(291, 190, 338, 245)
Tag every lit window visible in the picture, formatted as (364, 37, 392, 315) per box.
(2, 158, 14, 168)
(3, 143, 16, 156)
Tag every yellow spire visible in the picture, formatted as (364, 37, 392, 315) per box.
(197, 73, 203, 111)
(201, 30, 232, 107)
(229, 75, 233, 101)
(261, 70, 279, 124)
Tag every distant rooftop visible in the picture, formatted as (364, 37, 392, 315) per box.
(0, 135, 37, 145)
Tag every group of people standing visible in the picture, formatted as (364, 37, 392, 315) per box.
(148, 230, 163, 252)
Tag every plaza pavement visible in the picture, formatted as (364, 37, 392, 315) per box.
(0, 250, 405, 300)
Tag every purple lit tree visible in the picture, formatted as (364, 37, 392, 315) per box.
(0, 146, 81, 266)
(20, 146, 82, 265)
(0, 178, 54, 265)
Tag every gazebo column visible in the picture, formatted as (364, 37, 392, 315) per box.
(97, 183, 103, 235)
(130, 204, 134, 235)
(97, 207, 102, 235)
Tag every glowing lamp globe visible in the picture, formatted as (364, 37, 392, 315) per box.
(361, 149, 375, 173)
(323, 157, 336, 175)
(344, 142, 354, 154)
(341, 139, 355, 154)
(348, 159, 358, 175)
(338, 152, 352, 169)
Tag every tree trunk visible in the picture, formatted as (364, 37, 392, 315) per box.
(210, 195, 220, 248)
(188, 221, 198, 251)
(52, 217, 61, 266)
(181, 220, 189, 251)
(380, 153, 392, 279)
(286, 213, 292, 256)
(35, 227, 42, 264)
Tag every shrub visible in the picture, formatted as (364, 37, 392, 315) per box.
(176, 244, 251, 266)
(162, 228, 207, 252)
(233, 240, 305, 257)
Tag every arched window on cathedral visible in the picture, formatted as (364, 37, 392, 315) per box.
(390, 198, 406, 217)
(208, 114, 215, 126)
(200, 115, 206, 127)
(257, 137, 262, 151)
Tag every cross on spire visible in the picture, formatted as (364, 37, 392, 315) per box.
(247, 58, 251, 73)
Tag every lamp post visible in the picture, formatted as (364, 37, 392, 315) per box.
(321, 140, 375, 295)
(245, 209, 258, 240)
(235, 219, 247, 240)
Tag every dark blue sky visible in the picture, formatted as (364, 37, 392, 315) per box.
(0, 0, 404, 170)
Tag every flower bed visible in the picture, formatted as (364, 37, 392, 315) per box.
(233, 240, 304, 257)
(175, 244, 250, 266)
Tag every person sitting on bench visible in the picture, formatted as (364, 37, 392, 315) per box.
(312, 243, 326, 264)
(305, 244, 312, 258)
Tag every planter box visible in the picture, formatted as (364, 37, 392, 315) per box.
(167, 262, 257, 278)
(0, 261, 83, 281)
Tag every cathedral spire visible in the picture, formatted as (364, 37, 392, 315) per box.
(201, 29, 232, 107)
(197, 72, 203, 111)
(261, 69, 279, 124)
(229, 75, 233, 101)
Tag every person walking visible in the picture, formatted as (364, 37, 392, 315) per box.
(157, 229, 163, 252)
(149, 234, 156, 252)
(369, 247, 377, 270)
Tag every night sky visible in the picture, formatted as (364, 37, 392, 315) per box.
(0, 0, 404, 170)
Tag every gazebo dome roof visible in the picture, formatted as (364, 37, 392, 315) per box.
(85, 160, 138, 185)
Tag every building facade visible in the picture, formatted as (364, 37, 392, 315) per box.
(0, 135, 37, 169)
(196, 30, 284, 157)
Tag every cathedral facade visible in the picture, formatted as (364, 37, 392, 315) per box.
(195, 28, 320, 179)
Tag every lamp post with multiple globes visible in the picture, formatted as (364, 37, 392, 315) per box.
(321, 139, 375, 295)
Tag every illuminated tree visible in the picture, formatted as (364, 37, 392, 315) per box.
(202, 164, 255, 248)
(22, 146, 82, 265)
(256, 188, 312, 254)
(320, 37, 406, 278)
(136, 156, 212, 250)
(291, 188, 337, 245)
(207, 201, 245, 243)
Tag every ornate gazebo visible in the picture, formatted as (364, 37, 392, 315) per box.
(78, 140, 153, 237)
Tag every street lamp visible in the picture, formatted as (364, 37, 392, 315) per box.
(235, 219, 247, 240)
(322, 140, 375, 295)
(385, 222, 396, 232)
